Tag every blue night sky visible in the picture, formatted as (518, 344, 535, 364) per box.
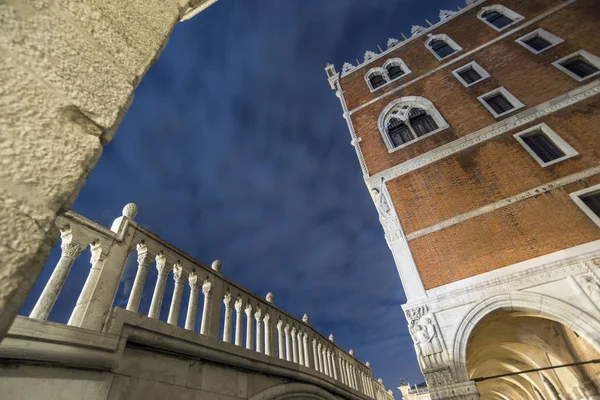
(22, 0, 465, 394)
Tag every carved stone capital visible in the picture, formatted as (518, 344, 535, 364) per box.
(254, 307, 263, 321)
(317, 342, 322, 350)
(188, 271, 200, 289)
(155, 253, 168, 276)
(59, 227, 84, 259)
(201, 279, 212, 296)
(223, 291, 232, 308)
(89, 240, 106, 265)
(290, 327, 297, 337)
(263, 313, 271, 324)
(172, 263, 184, 283)
(234, 297, 244, 312)
(244, 303, 253, 316)
(276, 320, 284, 330)
(284, 323, 290, 334)
(312, 338, 317, 347)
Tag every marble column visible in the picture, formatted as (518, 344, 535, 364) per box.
(284, 324, 292, 361)
(31, 228, 84, 320)
(263, 313, 272, 356)
(234, 297, 244, 346)
(148, 253, 168, 319)
(312, 339, 319, 371)
(317, 343, 324, 373)
(200, 280, 213, 335)
(126, 243, 152, 313)
(255, 307, 263, 353)
(68, 240, 106, 326)
(167, 263, 184, 325)
(222, 292, 233, 343)
(244, 303, 253, 350)
(297, 331, 304, 366)
(291, 327, 298, 363)
(185, 271, 200, 330)
(302, 333, 311, 368)
(277, 320, 285, 359)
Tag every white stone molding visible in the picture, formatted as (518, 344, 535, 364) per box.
(382, 58, 412, 82)
(148, 252, 168, 319)
(478, 5, 524, 32)
(553, 50, 600, 82)
(411, 25, 426, 37)
(167, 262, 185, 325)
(364, 67, 387, 92)
(514, 122, 578, 167)
(234, 297, 244, 346)
(126, 243, 153, 313)
(451, 61, 490, 87)
(366, 79, 600, 187)
(364, 50, 377, 62)
(377, 96, 449, 153)
(387, 38, 400, 48)
(425, 34, 463, 61)
(439, 10, 457, 21)
(185, 271, 200, 331)
(477, 86, 525, 118)
(515, 28, 564, 55)
(407, 165, 600, 241)
(570, 183, 600, 228)
(342, 62, 354, 74)
(365, 59, 412, 93)
(222, 291, 233, 343)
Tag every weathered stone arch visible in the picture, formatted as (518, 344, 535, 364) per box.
(248, 383, 338, 400)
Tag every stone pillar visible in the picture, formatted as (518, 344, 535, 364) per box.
(185, 272, 200, 331)
(338, 358, 346, 385)
(303, 333, 311, 368)
(68, 240, 106, 326)
(317, 343, 324, 373)
(312, 339, 319, 371)
(167, 263, 184, 325)
(324, 348, 330, 377)
(148, 253, 168, 319)
(255, 307, 264, 353)
(126, 243, 153, 313)
(277, 320, 285, 359)
(245, 303, 254, 350)
(297, 331, 304, 366)
(291, 327, 299, 363)
(200, 280, 213, 335)
(327, 350, 334, 378)
(222, 292, 233, 343)
(263, 313, 272, 356)
(284, 324, 292, 361)
(234, 297, 244, 346)
(30, 228, 84, 320)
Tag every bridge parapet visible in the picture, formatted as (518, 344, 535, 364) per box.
(17, 203, 394, 400)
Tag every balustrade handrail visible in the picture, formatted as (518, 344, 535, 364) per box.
(25, 204, 393, 399)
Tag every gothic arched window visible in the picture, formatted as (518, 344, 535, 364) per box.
(365, 68, 387, 90)
(383, 58, 411, 81)
(378, 97, 449, 151)
(426, 35, 462, 61)
(478, 5, 524, 31)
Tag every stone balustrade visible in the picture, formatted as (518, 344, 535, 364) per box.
(26, 204, 394, 400)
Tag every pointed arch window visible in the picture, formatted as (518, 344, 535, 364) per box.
(426, 35, 463, 61)
(365, 59, 411, 91)
(378, 97, 449, 151)
(478, 5, 524, 31)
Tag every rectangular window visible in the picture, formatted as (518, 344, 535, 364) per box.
(458, 67, 482, 84)
(570, 184, 600, 228)
(485, 94, 513, 114)
(452, 62, 490, 87)
(523, 35, 552, 52)
(514, 123, 578, 167)
(478, 87, 524, 118)
(411, 115, 439, 137)
(389, 123, 414, 147)
(553, 51, 600, 82)
(516, 29, 563, 54)
(432, 41, 455, 58)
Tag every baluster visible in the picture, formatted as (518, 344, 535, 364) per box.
(344, 360, 352, 388)
(277, 320, 285, 359)
(312, 339, 319, 371)
(284, 324, 292, 361)
(325, 348, 331, 377)
(254, 307, 263, 353)
(68, 240, 106, 326)
(302, 333, 311, 368)
(31, 227, 85, 320)
(327, 350, 334, 378)
(223, 292, 233, 343)
(297, 330, 304, 366)
(338, 357, 346, 385)
(316, 342, 323, 373)
(244, 303, 254, 350)
(354, 366, 360, 391)
(291, 327, 298, 363)
(200, 279, 213, 335)
(332, 354, 339, 380)
(234, 297, 244, 346)
(148, 253, 168, 319)
(185, 271, 200, 330)
(263, 313, 272, 356)
(167, 263, 184, 325)
(126, 243, 152, 312)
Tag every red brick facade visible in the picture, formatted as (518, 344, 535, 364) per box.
(340, 0, 600, 289)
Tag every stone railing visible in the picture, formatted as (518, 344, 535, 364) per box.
(26, 203, 394, 400)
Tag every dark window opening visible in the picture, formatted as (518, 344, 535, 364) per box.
(386, 108, 440, 148)
(485, 94, 514, 114)
(458, 67, 483, 84)
(387, 65, 405, 80)
(387, 118, 414, 147)
(521, 131, 565, 163)
(430, 39, 455, 59)
(523, 35, 552, 52)
(369, 74, 386, 89)
(581, 192, 600, 218)
(483, 10, 514, 29)
(561, 57, 599, 78)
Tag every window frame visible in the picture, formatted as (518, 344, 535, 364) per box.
(364, 59, 412, 92)
(383, 58, 412, 83)
(552, 50, 600, 82)
(570, 184, 600, 228)
(477, 87, 525, 118)
(452, 61, 491, 87)
(516, 28, 564, 55)
(425, 34, 463, 61)
(364, 67, 387, 91)
(513, 123, 578, 167)
(378, 96, 450, 153)
(477, 5, 524, 32)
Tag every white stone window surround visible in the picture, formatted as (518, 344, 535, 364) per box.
(451, 61, 491, 87)
(552, 50, 600, 82)
(378, 96, 450, 153)
(477, 86, 525, 118)
(425, 34, 463, 61)
(364, 59, 412, 92)
(571, 184, 600, 228)
(515, 28, 564, 55)
(513, 123, 578, 168)
(477, 5, 525, 32)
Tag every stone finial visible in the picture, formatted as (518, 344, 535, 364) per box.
(328, 334, 335, 342)
(211, 260, 222, 273)
(439, 9, 457, 20)
(387, 390, 394, 396)
(378, 378, 383, 384)
(266, 292, 274, 303)
(364, 50, 377, 62)
(342, 62, 354, 73)
(122, 203, 138, 219)
(349, 349, 355, 357)
(411, 25, 426, 36)
(302, 314, 310, 324)
(387, 38, 399, 48)
(366, 361, 371, 368)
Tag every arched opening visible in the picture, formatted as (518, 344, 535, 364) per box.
(466, 310, 600, 399)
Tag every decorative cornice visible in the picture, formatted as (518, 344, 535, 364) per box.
(407, 165, 600, 240)
(366, 79, 600, 187)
